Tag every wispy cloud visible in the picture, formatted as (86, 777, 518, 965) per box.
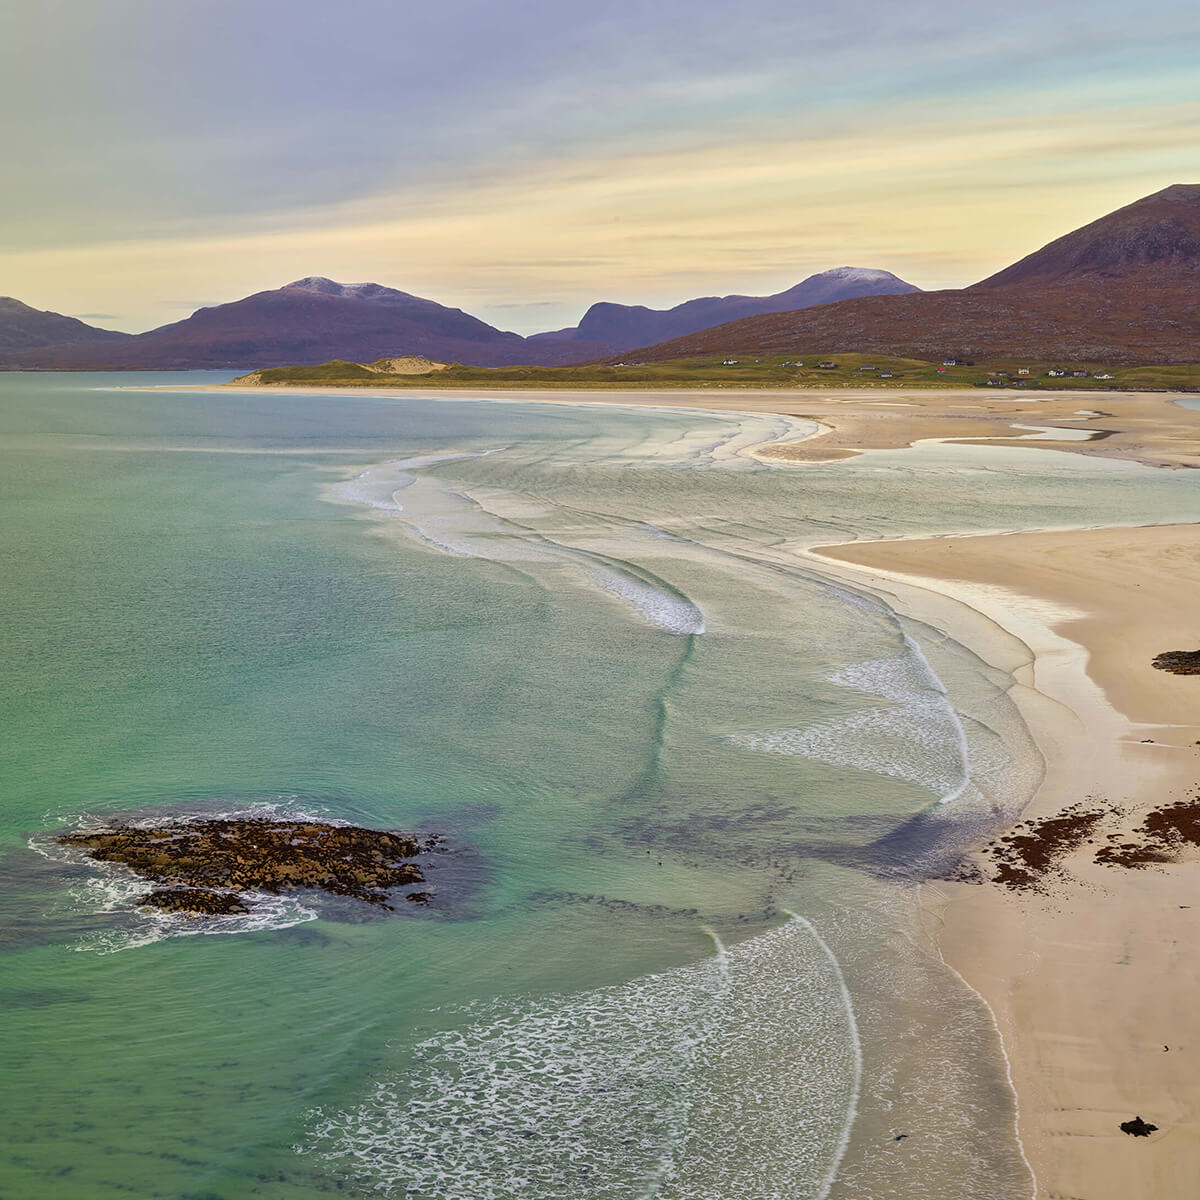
(0, 0, 1196, 331)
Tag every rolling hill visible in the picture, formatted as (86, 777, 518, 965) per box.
(2, 277, 554, 370)
(0, 298, 128, 355)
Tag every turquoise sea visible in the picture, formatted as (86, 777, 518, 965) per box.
(3, 373, 1199, 1200)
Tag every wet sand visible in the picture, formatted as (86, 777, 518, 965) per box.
(188, 383, 1200, 470)
(812, 524, 1200, 1199)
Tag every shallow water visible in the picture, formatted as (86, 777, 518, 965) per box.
(3, 375, 1199, 1199)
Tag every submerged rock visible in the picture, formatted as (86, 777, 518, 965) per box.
(58, 818, 436, 912)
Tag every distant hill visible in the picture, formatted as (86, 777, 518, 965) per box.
(1, 267, 920, 370)
(624, 186, 1200, 365)
(0, 297, 128, 355)
(530, 267, 919, 353)
(9, 188, 1199, 370)
(4, 277, 556, 370)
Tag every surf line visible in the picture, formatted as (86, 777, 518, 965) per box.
(638, 926, 734, 1200)
(782, 910, 864, 1200)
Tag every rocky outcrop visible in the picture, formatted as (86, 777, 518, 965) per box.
(139, 888, 251, 915)
(59, 817, 437, 913)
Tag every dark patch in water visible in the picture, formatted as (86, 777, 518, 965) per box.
(610, 790, 1021, 890)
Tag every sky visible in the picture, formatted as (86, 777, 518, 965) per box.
(1, 0, 1198, 335)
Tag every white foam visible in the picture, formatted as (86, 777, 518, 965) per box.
(333, 455, 707, 634)
(34, 801, 333, 953)
(730, 647, 971, 805)
(332, 447, 509, 513)
(303, 918, 859, 1200)
(588, 568, 706, 635)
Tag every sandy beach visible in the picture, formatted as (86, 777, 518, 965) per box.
(813, 525, 1200, 1198)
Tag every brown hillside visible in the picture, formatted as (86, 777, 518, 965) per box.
(627, 186, 1200, 365)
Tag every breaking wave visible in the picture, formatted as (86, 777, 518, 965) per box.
(730, 644, 972, 805)
(303, 917, 859, 1200)
(588, 567, 706, 635)
(335, 453, 707, 635)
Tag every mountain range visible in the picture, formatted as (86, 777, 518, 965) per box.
(528, 267, 918, 352)
(627, 184, 1200, 365)
(3, 184, 1197, 370)
(0, 268, 918, 371)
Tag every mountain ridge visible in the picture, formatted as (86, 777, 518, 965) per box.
(0, 297, 129, 354)
(0, 268, 920, 369)
(531, 267, 919, 351)
(1, 277, 542, 370)
(5, 186, 1198, 369)
(620, 185, 1200, 365)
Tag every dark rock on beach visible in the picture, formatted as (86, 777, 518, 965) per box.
(58, 818, 437, 913)
(1120, 1116, 1158, 1137)
(1151, 649, 1200, 675)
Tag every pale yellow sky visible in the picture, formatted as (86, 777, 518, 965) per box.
(2, 1, 1197, 334)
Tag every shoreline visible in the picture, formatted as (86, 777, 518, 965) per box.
(148, 376, 1200, 1191)
(141, 382, 1200, 471)
(809, 525, 1200, 1198)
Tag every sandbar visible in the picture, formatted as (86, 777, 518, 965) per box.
(180, 382, 1200, 470)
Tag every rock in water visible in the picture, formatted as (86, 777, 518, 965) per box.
(138, 888, 251, 915)
(58, 818, 436, 912)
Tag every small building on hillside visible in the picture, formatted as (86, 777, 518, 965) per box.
(818, 361, 838, 369)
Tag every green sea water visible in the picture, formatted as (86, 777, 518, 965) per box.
(3, 374, 1198, 1200)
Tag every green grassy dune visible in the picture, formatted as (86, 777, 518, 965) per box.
(236, 355, 1200, 392)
